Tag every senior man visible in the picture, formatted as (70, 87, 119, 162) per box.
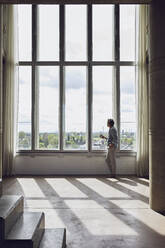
(100, 119, 118, 177)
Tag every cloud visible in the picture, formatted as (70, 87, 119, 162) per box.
(121, 79, 135, 95)
(18, 113, 30, 123)
(19, 78, 26, 85)
(38, 68, 59, 88)
(121, 106, 134, 113)
(65, 69, 86, 89)
(38, 67, 86, 90)
(121, 94, 135, 105)
(20, 67, 135, 95)
(93, 89, 112, 95)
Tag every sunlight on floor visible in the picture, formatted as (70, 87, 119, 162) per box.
(124, 208, 165, 235)
(27, 208, 66, 229)
(26, 199, 52, 208)
(106, 178, 149, 197)
(4, 177, 165, 248)
(45, 178, 88, 198)
(77, 178, 129, 198)
(17, 178, 45, 197)
(67, 208, 138, 236)
(64, 199, 103, 209)
(108, 199, 149, 209)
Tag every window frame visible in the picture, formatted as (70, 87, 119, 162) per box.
(18, 4, 137, 153)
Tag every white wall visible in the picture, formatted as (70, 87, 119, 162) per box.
(14, 153, 136, 175)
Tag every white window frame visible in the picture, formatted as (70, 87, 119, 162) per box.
(18, 4, 137, 153)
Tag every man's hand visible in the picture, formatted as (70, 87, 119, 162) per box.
(100, 134, 107, 139)
(109, 143, 114, 148)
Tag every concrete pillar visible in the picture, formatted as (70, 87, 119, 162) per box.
(0, 5, 3, 196)
(149, 0, 165, 211)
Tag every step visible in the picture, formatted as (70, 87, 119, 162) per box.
(39, 229, 66, 248)
(5, 212, 45, 248)
(0, 195, 24, 240)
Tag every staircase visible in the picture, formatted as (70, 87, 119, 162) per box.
(0, 195, 66, 248)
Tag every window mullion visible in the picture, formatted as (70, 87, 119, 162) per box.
(87, 5, 92, 152)
(59, 5, 65, 151)
(32, 5, 38, 151)
(114, 4, 120, 150)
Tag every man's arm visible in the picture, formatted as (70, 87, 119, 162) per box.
(107, 128, 118, 147)
(110, 128, 118, 147)
(100, 134, 107, 140)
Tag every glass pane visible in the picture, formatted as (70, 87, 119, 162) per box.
(37, 66, 59, 150)
(120, 5, 136, 61)
(38, 5, 59, 61)
(18, 5, 32, 61)
(17, 67, 32, 150)
(120, 67, 136, 150)
(93, 5, 114, 61)
(92, 67, 113, 150)
(64, 67, 87, 150)
(65, 5, 87, 61)
(120, 123, 136, 150)
(120, 67, 136, 122)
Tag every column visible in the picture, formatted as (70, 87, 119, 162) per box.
(149, 0, 165, 211)
(0, 5, 3, 196)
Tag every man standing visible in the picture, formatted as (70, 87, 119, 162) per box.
(100, 119, 118, 177)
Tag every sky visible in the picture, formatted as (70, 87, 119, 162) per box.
(18, 5, 136, 134)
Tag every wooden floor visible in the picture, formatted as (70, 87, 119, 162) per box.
(2, 176, 165, 248)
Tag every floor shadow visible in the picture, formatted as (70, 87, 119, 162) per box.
(2, 177, 25, 196)
(3, 176, 165, 248)
(133, 177, 149, 186)
(66, 177, 165, 247)
(34, 178, 92, 236)
(99, 177, 149, 204)
(116, 177, 138, 186)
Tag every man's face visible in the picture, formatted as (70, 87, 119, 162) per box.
(107, 120, 111, 128)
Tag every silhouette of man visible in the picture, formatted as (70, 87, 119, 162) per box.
(100, 119, 118, 177)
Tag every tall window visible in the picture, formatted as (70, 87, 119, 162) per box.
(17, 4, 137, 152)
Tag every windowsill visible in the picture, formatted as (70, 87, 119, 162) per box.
(16, 150, 136, 157)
